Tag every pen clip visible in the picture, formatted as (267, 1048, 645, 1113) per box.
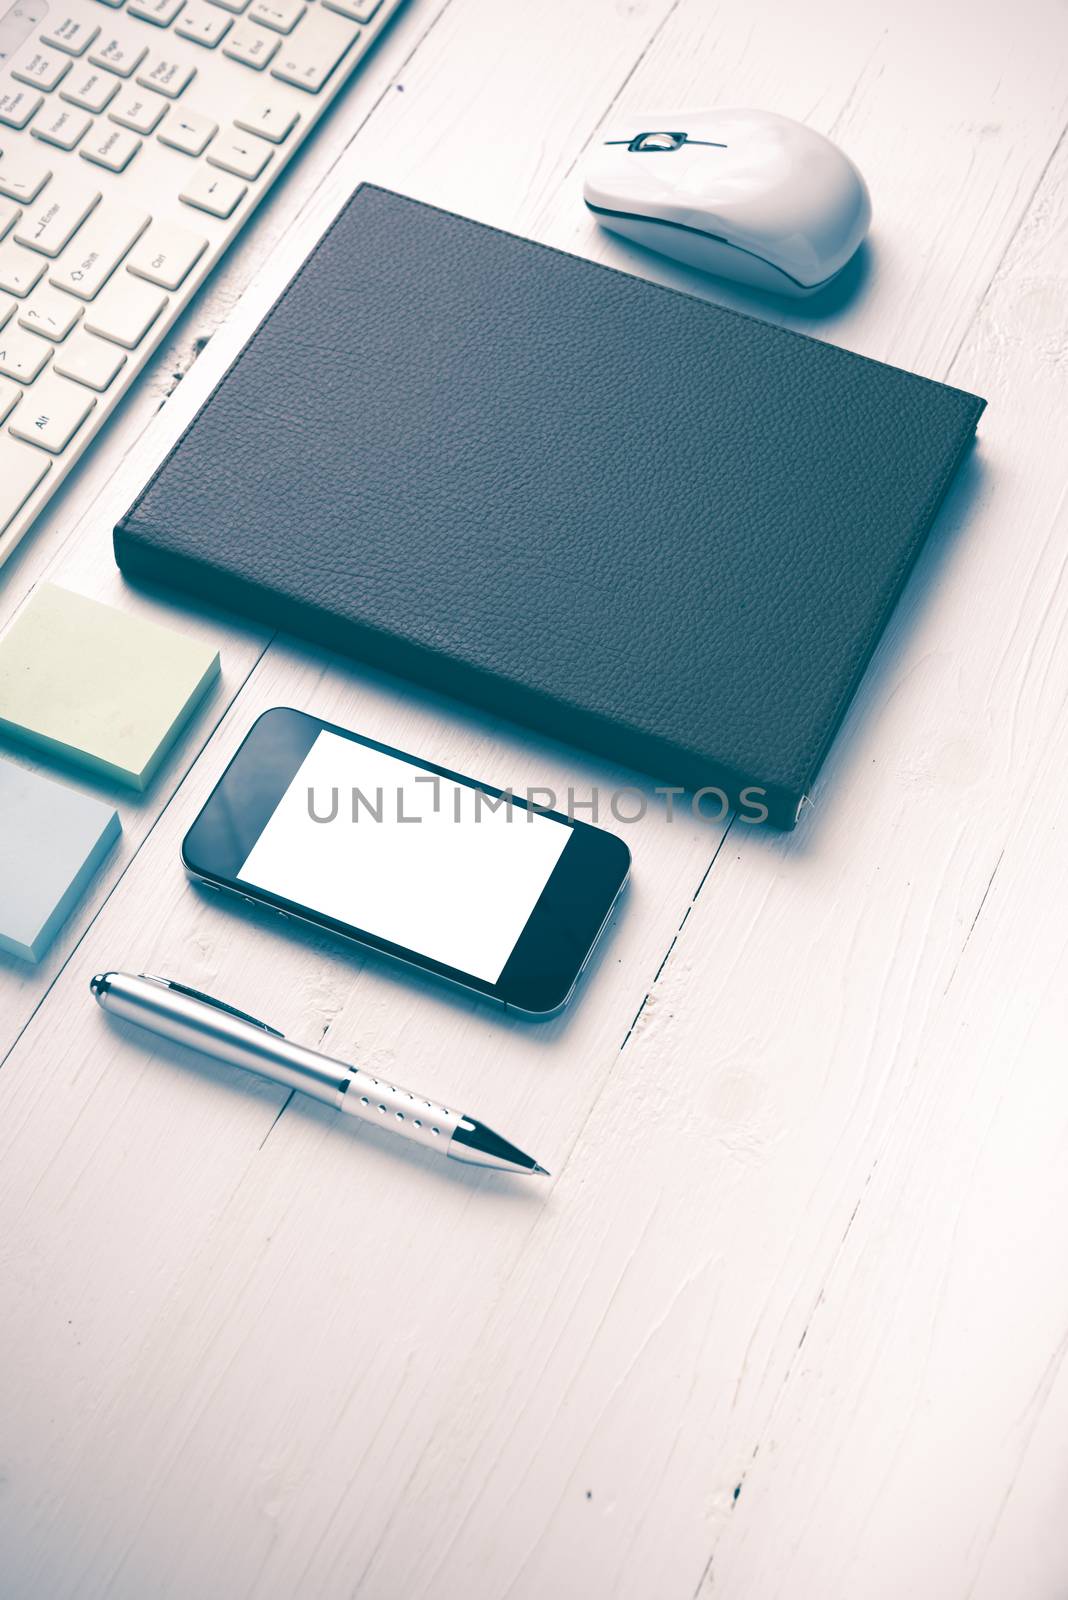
(140, 975, 286, 1038)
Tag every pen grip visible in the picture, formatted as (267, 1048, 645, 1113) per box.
(335, 1067, 464, 1153)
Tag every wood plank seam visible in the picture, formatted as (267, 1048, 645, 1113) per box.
(943, 116, 1068, 377)
(619, 814, 737, 1053)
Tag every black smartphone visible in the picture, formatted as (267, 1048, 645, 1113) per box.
(182, 708, 631, 1016)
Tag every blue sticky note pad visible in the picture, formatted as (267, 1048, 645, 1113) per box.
(0, 759, 121, 963)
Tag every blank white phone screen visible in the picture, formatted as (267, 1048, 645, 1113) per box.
(237, 731, 572, 984)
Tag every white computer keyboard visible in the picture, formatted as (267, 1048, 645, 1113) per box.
(0, 0, 405, 565)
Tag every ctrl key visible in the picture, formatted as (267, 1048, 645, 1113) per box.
(126, 221, 207, 291)
(0, 435, 51, 537)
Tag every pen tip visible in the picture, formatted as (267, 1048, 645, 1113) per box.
(532, 1164, 550, 1176)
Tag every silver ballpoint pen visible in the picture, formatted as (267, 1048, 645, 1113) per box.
(90, 972, 549, 1176)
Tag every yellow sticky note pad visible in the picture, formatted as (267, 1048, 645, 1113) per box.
(0, 584, 220, 790)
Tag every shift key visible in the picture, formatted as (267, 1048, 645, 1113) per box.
(49, 202, 149, 299)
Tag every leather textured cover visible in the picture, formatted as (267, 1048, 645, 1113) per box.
(115, 184, 985, 827)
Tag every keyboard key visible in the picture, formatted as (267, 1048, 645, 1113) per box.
(137, 56, 196, 96)
(62, 66, 121, 112)
(0, 291, 14, 327)
(109, 86, 168, 131)
(207, 128, 271, 179)
(248, 0, 304, 27)
(179, 166, 245, 216)
(270, 8, 356, 92)
(9, 371, 95, 451)
(0, 437, 50, 536)
(81, 124, 142, 170)
(89, 33, 148, 77)
(17, 286, 82, 340)
(49, 203, 149, 298)
(14, 181, 100, 257)
(93, 0, 126, 8)
(222, 22, 277, 67)
(41, 16, 102, 55)
(16, 287, 79, 344)
(157, 107, 215, 152)
(321, 0, 380, 17)
(31, 106, 94, 150)
(84, 271, 166, 345)
(208, 0, 250, 13)
(233, 95, 297, 142)
(176, 3, 231, 44)
(0, 86, 44, 130)
(53, 327, 127, 389)
(0, 155, 52, 203)
(127, 219, 206, 287)
(128, 0, 185, 22)
(12, 50, 72, 92)
(0, 373, 20, 421)
(0, 201, 20, 240)
(0, 323, 52, 379)
(0, 241, 47, 296)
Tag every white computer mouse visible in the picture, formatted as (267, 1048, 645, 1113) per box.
(583, 108, 871, 296)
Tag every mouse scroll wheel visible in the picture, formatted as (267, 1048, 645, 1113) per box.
(629, 131, 687, 153)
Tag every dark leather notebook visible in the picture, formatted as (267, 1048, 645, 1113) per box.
(115, 184, 984, 827)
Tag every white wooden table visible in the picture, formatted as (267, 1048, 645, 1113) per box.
(2, 2, 1068, 1595)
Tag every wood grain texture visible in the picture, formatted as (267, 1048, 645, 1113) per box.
(1, 1, 1067, 1596)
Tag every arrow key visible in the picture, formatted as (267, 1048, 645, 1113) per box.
(233, 95, 297, 142)
(179, 166, 246, 217)
(206, 129, 272, 179)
